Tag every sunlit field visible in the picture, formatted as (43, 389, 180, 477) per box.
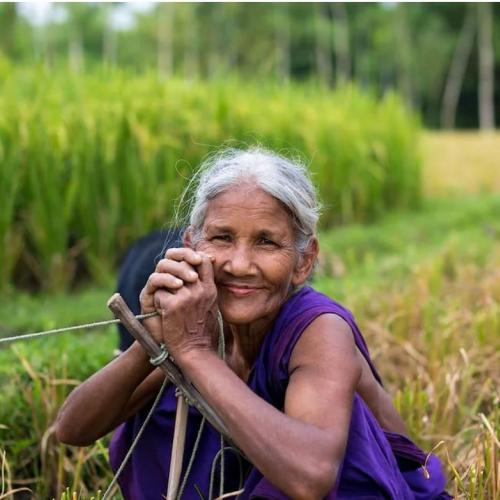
(422, 131, 500, 197)
(0, 132, 499, 499)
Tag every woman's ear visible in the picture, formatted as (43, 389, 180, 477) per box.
(292, 237, 319, 287)
(183, 227, 194, 248)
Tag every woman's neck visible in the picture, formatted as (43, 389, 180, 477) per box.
(224, 319, 272, 380)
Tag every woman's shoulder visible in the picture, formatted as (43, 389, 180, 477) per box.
(263, 286, 381, 396)
(278, 286, 356, 332)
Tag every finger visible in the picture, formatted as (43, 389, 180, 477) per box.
(196, 251, 216, 263)
(196, 254, 215, 283)
(155, 259, 199, 283)
(165, 247, 203, 266)
(144, 272, 184, 295)
(153, 288, 172, 314)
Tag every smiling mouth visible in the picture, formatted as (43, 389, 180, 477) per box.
(222, 284, 261, 297)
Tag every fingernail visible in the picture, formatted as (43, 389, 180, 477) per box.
(174, 278, 183, 286)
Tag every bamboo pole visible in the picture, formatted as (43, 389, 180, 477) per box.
(166, 394, 189, 500)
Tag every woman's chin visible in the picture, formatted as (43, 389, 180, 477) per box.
(218, 300, 262, 325)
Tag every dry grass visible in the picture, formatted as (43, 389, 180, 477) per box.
(422, 132, 500, 197)
(317, 229, 500, 499)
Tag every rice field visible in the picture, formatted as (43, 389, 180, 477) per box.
(0, 65, 498, 498)
(422, 131, 500, 197)
(0, 66, 420, 293)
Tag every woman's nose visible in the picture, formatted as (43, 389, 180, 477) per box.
(222, 243, 255, 276)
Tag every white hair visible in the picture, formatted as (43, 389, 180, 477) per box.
(178, 147, 321, 253)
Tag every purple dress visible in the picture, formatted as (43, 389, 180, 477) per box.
(109, 287, 451, 499)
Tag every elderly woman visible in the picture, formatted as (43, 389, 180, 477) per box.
(56, 148, 450, 499)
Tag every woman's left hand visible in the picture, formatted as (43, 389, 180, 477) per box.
(152, 249, 220, 360)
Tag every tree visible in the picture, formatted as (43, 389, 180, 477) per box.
(331, 2, 351, 83)
(441, 7, 477, 128)
(394, 4, 415, 107)
(441, 6, 476, 129)
(477, 2, 495, 129)
(314, 3, 333, 86)
(0, 3, 17, 57)
(274, 4, 291, 82)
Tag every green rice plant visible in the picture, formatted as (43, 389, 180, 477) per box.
(0, 65, 421, 292)
(0, 346, 114, 499)
(0, 124, 24, 295)
(23, 126, 76, 292)
(0, 304, 117, 499)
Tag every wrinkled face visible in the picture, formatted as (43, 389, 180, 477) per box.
(193, 185, 311, 330)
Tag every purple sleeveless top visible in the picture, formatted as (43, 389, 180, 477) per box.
(109, 286, 451, 499)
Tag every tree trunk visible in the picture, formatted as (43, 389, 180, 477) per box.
(0, 3, 17, 56)
(394, 5, 415, 108)
(68, 33, 83, 73)
(478, 3, 495, 130)
(275, 4, 291, 83)
(314, 3, 333, 86)
(440, 7, 476, 129)
(183, 7, 199, 80)
(331, 2, 351, 83)
(102, 4, 116, 66)
(207, 6, 220, 78)
(157, 3, 173, 78)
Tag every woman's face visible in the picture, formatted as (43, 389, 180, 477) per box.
(191, 185, 315, 330)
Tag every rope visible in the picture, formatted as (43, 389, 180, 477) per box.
(150, 343, 173, 366)
(101, 375, 170, 500)
(175, 310, 240, 500)
(208, 446, 244, 500)
(216, 313, 226, 498)
(0, 312, 158, 345)
(176, 417, 206, 499)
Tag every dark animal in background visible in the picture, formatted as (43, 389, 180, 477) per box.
(116, 228, 184, 352)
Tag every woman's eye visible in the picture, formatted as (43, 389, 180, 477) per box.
(212, 234, 231, 242)
(258, 237, 277, 246)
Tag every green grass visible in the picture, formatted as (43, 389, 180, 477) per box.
(0, 288, 117, 498)
(0, 194, 498, 498)
(315, 193, 500, 299)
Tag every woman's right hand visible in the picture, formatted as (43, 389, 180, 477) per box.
(139, 247, 205, 344)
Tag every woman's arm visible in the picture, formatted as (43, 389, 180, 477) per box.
(174, 313, 361, 499)
(356, 353, 408, 435)
(55, 342, 164, 446)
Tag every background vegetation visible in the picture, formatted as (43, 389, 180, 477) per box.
(1, 2, 499, 129)
(0, 2, 499, 499)
(0, 65, 420, 294)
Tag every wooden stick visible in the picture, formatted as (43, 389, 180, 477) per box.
(107, 293, 233, 443)
(166, 393, 189, 500)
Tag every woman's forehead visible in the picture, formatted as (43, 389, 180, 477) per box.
(203, 186, 294, 232)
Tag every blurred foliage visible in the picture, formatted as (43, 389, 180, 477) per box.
(0, 66, 421, 293)
(422, 131, 500, 197)
(0, 2, 499, 128)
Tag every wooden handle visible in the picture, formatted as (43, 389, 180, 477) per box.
(166, 394, 189, 500)
(107, 293, 233, 444)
